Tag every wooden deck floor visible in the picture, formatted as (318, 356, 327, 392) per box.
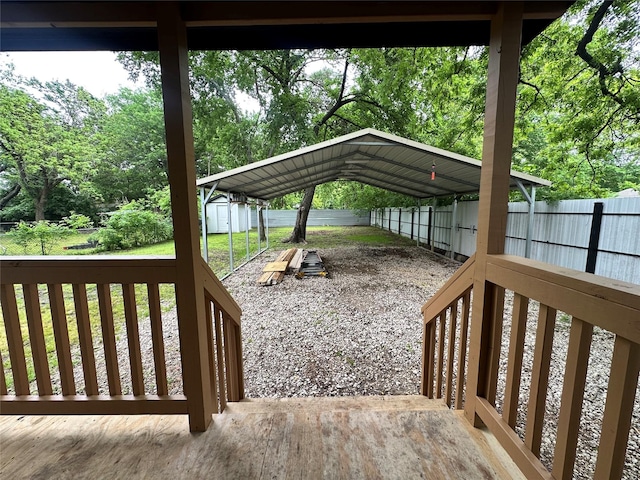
(0, 395, 523, 479)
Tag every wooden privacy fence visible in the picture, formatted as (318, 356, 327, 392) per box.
(0, 256, 242, 417)
(421, 254, 640, 480)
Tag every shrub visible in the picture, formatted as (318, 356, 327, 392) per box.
(91, 208, 173, 251)
(62, 212, 93, 230)
(7, 221, 72, 255)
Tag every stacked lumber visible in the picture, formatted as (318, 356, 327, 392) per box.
(257, 248, 299, 286)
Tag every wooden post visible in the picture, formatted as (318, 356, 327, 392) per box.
(465, 1, 523, 427)
(157, 3, 214, 432)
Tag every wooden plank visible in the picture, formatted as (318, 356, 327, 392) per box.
(2, 257, 178, 285)
(552, 318, 592, 480)
(593, 337, 640, 480)
(223, 314, 242, 402)
(47, 283, 75, 395)
(257, 271, 273, 285)
(288, 248, 303, 273)
(420, 322, 431, 397)
(1, 283, 30, 395)
(486, 285, 505, 405)
(476, 397, 553, 480)
(445, 300, 458, 408)
(204, 298, 219, 412)
(436, 312, 446, 398)
(421, 254, 474, 317)
(123, 284, 145, 396)
(200, 257, 241, 320)
(524, 304, 556, 456)
(158, 2, 214, 431)
(486, 258, 640, 343)
(503, 293, 529, 428)
(147, 283, 168, 396)
(0, 350, 7, 395)
(454, 291, 471, 410)
(0, 395, 188, 415)
(97, 283, 121, 396)
(263, 261, 289, 272)
(213, 304, 227, 412)
(22, 284, 52, 395)
(73, 283, 99, 396)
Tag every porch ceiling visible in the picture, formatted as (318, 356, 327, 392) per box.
(196, 128, 550, 201)
(1, 1, 574, 51)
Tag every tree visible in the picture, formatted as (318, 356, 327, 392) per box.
(95, 87, 168, 204)
(0, 71, 102, 220)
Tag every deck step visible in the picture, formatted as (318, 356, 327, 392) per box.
(223, 394, 447, 415)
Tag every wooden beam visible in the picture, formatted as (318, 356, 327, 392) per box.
(465, 0, 523, 427)
(0, 1, 572, 28)
(157, 2, 214, 432)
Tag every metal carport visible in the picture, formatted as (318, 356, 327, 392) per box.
(197, 128, 550, 267)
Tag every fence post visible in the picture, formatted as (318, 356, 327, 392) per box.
(398, 208, 402, 235)
(586, 202, 604, 274)
(411, 208, 415, 240)
(428, 205, 433, 249)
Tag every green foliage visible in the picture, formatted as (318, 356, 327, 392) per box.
(62, 212, 93, 229)
(92, 206, 173, 251)
(6, 220, 72, 255)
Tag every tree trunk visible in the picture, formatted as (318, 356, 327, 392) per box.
(258, 206, 266, 242)
(34, 190, 47, 221)
(283, 186, 315, 243)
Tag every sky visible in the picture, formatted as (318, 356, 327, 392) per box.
(1, 50, 261, 111)
(1, 51, 145, 97)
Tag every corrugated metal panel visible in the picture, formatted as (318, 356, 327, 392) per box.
(197, 129, 549, 200)
(374, 197, 640, 285)
(251, 209, 370, 228)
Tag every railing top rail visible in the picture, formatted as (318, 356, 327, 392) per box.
(199, 257, 242, 323)
(487, 254, 640, 344)
(488, 254, 640, 311)
(421, 254, 475, 320)
(1, 255, 178, 284)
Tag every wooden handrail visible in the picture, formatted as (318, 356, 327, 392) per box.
(421, 254, 475, 321)
(199, 256, 241, 323)
(1, 256, 178, 284)
(486, 254, 640, 343)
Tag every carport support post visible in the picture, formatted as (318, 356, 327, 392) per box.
(516, 180, 536, 259)
(266, 204, 270, 249)
(227, 194, 234, 273)
(257, 204, 261, 253)
(526, 186, 536, 258)
(450, 196, 458, 259)
(200, 188, 208, 262)
(416, 199, 421, 247)
(245, 200, 250, 262)
(199, 183, 218, 263)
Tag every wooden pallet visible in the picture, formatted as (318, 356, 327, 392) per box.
(257, 248, 299, 286)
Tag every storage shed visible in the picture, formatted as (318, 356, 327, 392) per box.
(205, 195, 251, 233)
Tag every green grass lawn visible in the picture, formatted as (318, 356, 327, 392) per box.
(0, 225, 409, 391)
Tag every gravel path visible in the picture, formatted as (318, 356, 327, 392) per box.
(33, 243, 638, 479)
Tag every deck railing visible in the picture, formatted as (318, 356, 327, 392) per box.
(421, 253, 640, 480)
(0, 255, 242, 417)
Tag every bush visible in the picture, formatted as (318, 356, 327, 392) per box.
(91, 209, 173, 251)
(62, 212, 93, 230)
(6, 221, 72, 255)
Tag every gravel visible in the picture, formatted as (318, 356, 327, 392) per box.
(26, 243, 638, 479)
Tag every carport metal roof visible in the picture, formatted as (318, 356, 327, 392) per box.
(196, 128, 550, 201)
